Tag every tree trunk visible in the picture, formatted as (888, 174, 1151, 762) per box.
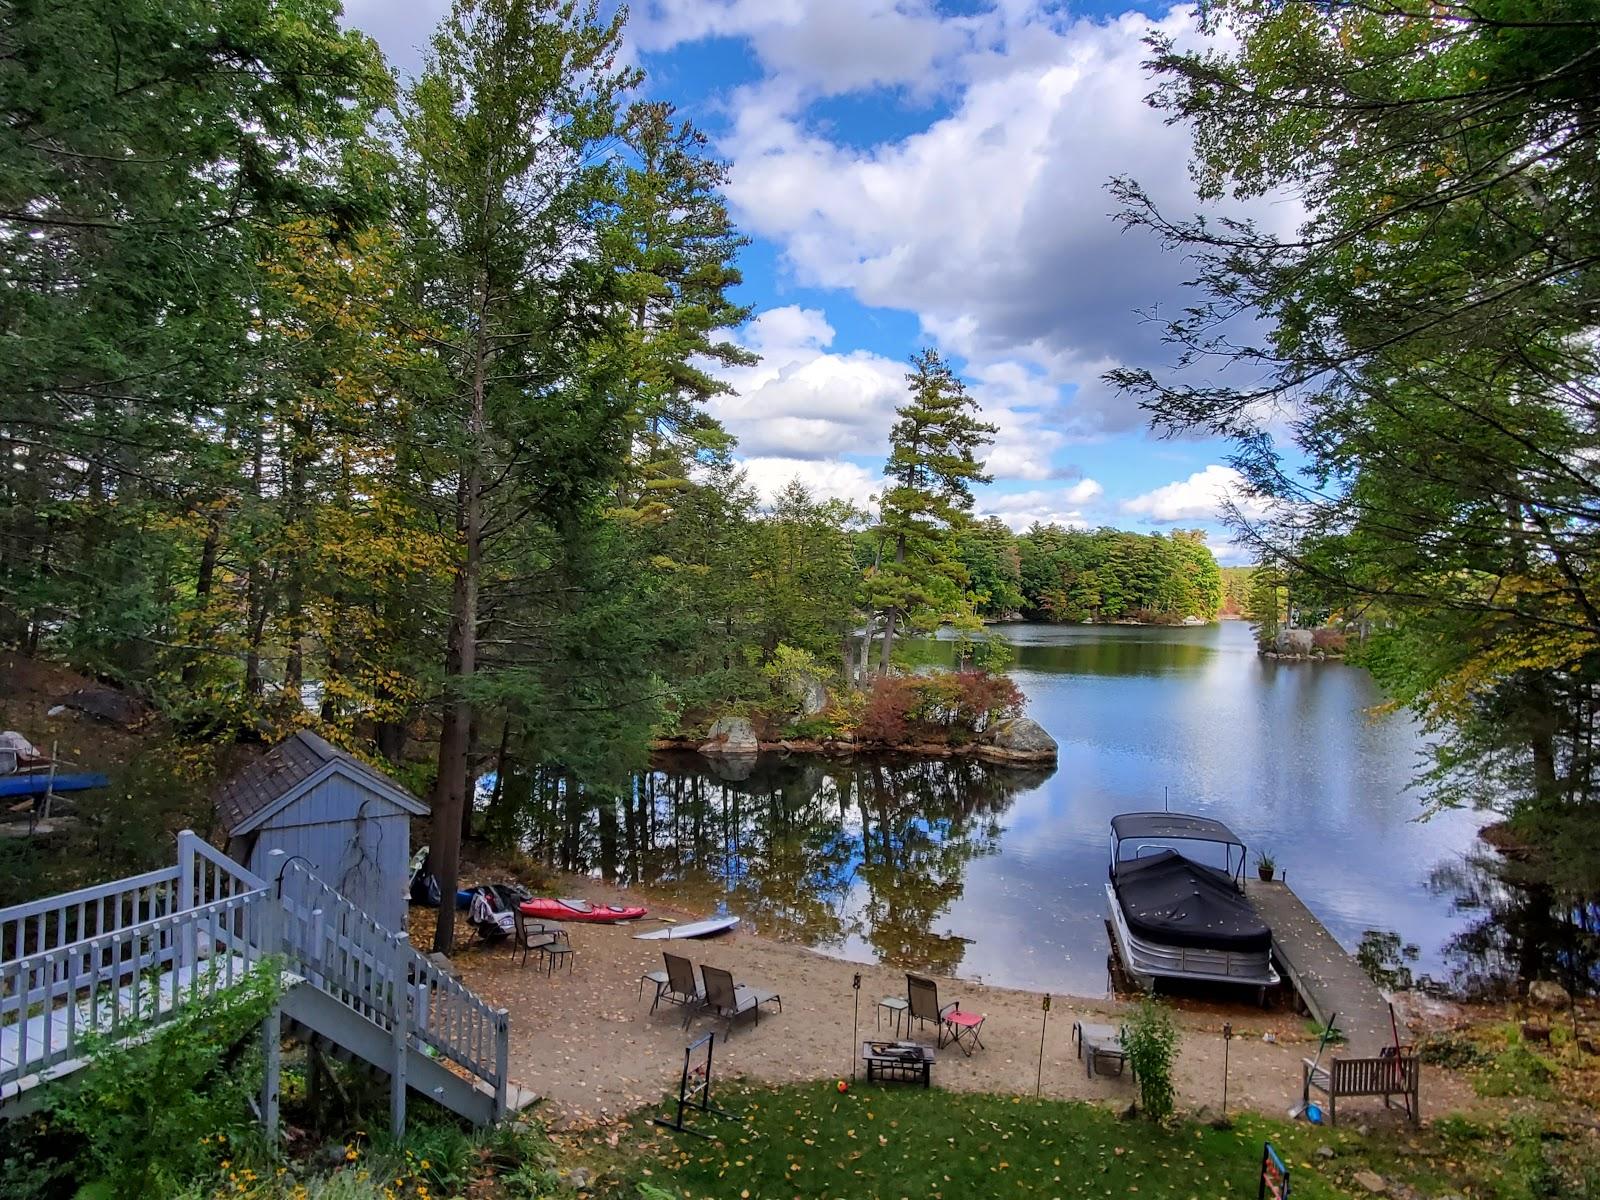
(429, 275, 491, 954)
(877, 534, 906, 675)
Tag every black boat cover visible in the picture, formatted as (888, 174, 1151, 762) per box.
(1113, 850, 1272, 952)
(1110, 812, 1244, 845)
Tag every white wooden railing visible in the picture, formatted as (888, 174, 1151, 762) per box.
(2, 833, 270, 1096)
(271, 855, 508, 1114)
(3, 834, 509, 1123)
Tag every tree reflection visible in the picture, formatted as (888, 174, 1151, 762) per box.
(492, 751, 1050, 977)
(1429, 849, 1600, 998)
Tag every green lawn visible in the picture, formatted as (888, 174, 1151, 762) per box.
(617, 1082, 1371, 1200)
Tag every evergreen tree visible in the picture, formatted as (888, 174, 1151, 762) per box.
(396, 0, 637, 950)
(866, 350, 996, 673)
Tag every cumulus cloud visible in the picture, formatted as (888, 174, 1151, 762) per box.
(635, 0, 972, 97)
(708, 306, 907, 459)
(1121, 464, 1269, 524)
(739, 455, 882, 509)
(979, 481, 1101, 532)
(704, 5, 1256, 436)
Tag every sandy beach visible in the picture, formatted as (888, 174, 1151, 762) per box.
(417, 884, 1477, 1131)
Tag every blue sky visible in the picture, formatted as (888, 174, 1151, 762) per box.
(342, 0, 1286, 561)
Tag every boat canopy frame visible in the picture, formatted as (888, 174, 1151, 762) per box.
(1108, 811, 1248, 886)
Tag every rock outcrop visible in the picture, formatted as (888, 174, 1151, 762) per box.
(1275, 628, 1315, 656)
(978, 717, 1058, 762)
(1528, 979, 1572, 1009)
(50, 685, 146, 728)
(698, 714, 759, 758)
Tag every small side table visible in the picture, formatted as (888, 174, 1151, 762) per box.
(1072, 1021, 1126, 1078)
(861, 1041, 934, 1087)
(540, 942, 575, 977)
(876, 996, 908, 1036)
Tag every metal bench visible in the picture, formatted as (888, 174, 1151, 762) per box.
(1302, 1053, 1419, 1126)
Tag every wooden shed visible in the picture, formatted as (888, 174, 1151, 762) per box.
(213, 730, 427, 931)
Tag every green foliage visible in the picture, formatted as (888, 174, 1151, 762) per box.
(1474, 1041, 1557, 1100)
(1018, 526, 1223, 624)
(1121, 997, 1180, 1121)
(762, 643, 823, 713)
(44, 962, 280, 1198)
(865, 349, 997, 668)
(1112, 3, 1600, 894)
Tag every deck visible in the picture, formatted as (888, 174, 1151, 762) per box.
(1243, 879, 1393, 1054)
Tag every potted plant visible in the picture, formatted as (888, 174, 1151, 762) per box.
(1256, 850, 1278, 882)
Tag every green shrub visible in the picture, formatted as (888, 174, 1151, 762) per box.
(1121, 997, 1180, 1121)
(46, 960, 281, 1198)
(1474, 1043, 1556, 1099)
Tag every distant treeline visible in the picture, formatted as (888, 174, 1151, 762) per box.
(956, 521, 1225, 624)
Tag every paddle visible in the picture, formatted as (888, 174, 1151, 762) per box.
(1290, 1011, 1339, 1121)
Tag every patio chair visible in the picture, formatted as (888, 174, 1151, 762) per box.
(698, 963, 782, 1035)
(653, 952, 706, 1026)
(906, 973, 986, 1056)
(512, 907, 571, 970)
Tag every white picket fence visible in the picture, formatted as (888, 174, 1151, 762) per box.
(0, 832, 509, 1128)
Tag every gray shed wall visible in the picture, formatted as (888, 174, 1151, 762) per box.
(244, 775, 412, 931)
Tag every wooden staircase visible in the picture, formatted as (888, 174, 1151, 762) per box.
(0, 832, 520, 1133)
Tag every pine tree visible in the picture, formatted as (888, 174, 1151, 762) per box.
(866, 350, 996, 673)
(396, 0, 637, 951)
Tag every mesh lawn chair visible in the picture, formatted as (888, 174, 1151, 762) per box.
(698, 964, 782, 1036)
(906, 974, 986, 1056)
(654, 952, 706, 1026)
(512, 907, 571, 973)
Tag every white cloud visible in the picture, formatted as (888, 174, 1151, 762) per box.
(979, 482, 1101, 532)
(1121, 464, 1269, 524)
(708, 306, 907, 459)
(739, 456, 882, 509)
(709, 6, 1247, 436)
(635, 0, 971, 97)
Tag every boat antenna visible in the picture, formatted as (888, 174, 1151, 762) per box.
(1163, 786, 1169, 813)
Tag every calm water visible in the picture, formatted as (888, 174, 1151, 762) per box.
(508, 621, 1489, 997)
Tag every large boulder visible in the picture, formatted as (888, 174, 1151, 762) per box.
(699, 714, 759, 758)
(1528, 979, 1572, 1009)
(794, 675, 828, 716)
(51, 685, 146, 728)
(1275, 628, 1315, 656)
(982, 717, 1058, 761)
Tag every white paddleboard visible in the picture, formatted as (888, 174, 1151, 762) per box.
(633, 915, 740, 941)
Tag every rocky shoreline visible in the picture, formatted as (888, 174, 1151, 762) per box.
(654, 712, 1060, 768)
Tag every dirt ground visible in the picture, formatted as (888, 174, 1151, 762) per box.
(418, 886, 1479, 1132)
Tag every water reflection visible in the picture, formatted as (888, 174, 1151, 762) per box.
(1429, 849, 1600, 998)
(496, 623, 1503, 996)
(498, 754, 1049, 979)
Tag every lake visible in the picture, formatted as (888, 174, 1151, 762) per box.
(507, 621, 1490, 997)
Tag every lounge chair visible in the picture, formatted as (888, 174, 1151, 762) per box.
(654, 952, 706, 1026)
(512, 907, 571, 972)
(698, 964, 781, 1035)
(1071, 1021, 1127, 1078)
(906, 974, 985, 1056)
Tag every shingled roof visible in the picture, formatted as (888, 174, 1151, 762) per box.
(213, 729, 426, 836)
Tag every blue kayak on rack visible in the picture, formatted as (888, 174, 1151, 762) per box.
(0, 772, 109, 798)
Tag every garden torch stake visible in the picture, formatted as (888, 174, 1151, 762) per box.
(1221, 1022, 1233, 1116)
(1037, 994, 1051, 1098)
(851, 973, 861, 1081)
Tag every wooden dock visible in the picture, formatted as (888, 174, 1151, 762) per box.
(1244, 879, 1393, 1054)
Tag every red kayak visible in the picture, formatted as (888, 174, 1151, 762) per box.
(518, 897, 648, 923)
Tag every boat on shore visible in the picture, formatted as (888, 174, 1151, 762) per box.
(518, 897, 648, 924)
(1105, 811, 1279, 997)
